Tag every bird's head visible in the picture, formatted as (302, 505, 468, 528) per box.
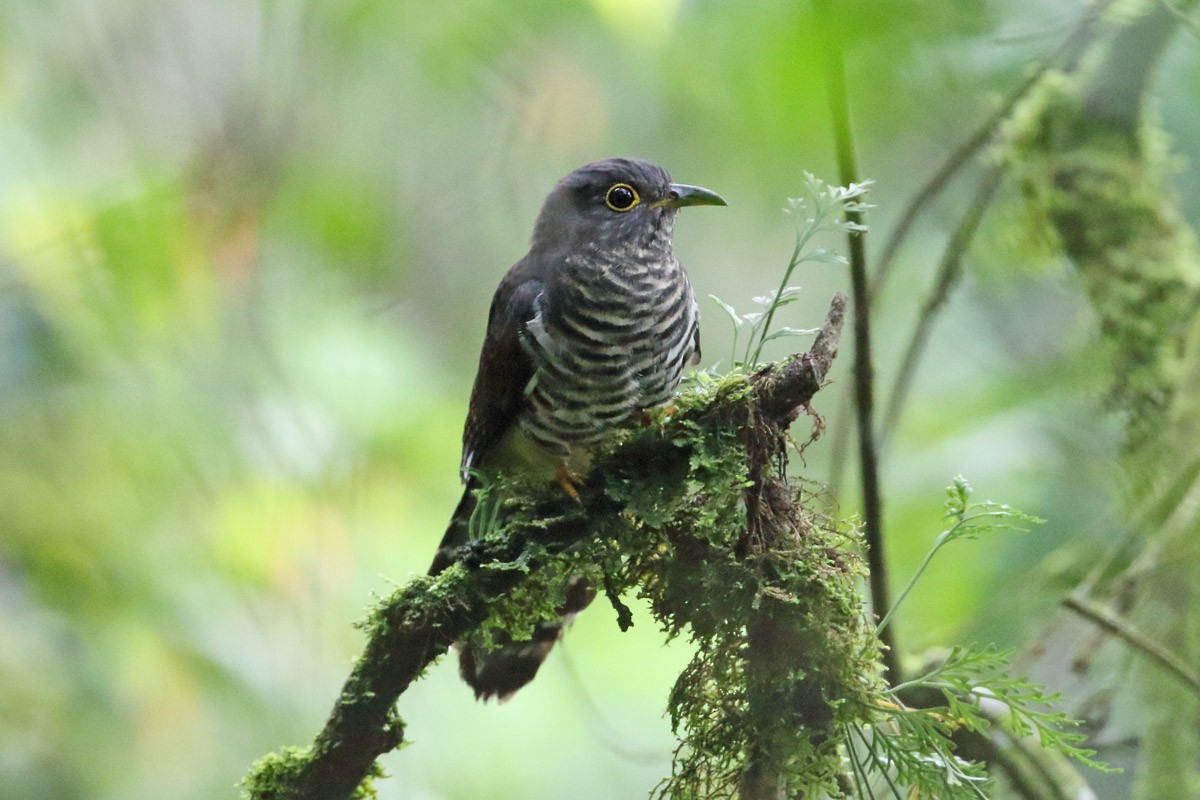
(530, 157, 726, 257)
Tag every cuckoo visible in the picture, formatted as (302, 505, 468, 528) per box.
(430, 157, 725, 700)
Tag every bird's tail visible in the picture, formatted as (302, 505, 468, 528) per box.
(458, 576, 595, 701)
(430, 481, 595, 700)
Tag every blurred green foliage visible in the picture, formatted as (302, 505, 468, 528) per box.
(1, 1, 1197, 798)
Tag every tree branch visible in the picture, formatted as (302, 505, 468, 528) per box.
(1062, 593, 1200, 697)
(825, 0, 1118, 503)
(243, 294, 850, 800)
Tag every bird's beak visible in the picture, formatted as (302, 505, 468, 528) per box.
(655, 183, 728, 209)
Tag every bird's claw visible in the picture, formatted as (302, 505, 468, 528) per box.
(556, 462, 583, 504)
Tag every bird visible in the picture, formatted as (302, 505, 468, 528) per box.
(429, 157, 726, 700)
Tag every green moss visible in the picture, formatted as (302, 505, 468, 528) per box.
(651, 499, 880, 799)
(241, 746, 313, 800)
(451, 377, 882, 798)
(243, 369, 892, 799)
(350, 762, 387, 800)
(241, 747, 385, 800)
(1004, 70, 1200, 450)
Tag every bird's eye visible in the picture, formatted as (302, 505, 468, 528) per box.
(605, 183, 639, 212)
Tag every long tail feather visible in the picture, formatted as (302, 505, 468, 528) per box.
(432, 483, 596, 699)
(458, 577, 596, 701)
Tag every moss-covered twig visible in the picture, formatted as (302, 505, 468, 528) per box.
(1010, 0, 1200, 450)
(243, 294, 851, 800)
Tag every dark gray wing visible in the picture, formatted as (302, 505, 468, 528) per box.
(460, 258, 542, 480)
(431, 260, 541, 575)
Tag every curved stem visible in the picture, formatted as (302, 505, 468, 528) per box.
(749, 236, 807, 366)
(868, 0, 1117, 303)
(877, 510, 1016, 634)
(1063, 593, 1200, 697)
(812, 0, 898, 682)
(879, 164, 1005, 448)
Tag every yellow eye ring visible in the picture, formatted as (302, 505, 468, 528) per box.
(605, 183, 640, 212)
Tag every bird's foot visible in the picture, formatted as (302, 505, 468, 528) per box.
(638, 404, 679, 427)
(555, 461, 583, 503)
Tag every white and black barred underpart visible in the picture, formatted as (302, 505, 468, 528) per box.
(438, 158, 722, 702)
(518, 239, 699, 457)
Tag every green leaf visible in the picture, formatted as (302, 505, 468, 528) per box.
(801, 247, 848, 264)
(945, 474, 973, 520)
(761, 326, 820, 344)
(877, 477, 1044, 634)
(707, 294, 744, 329)
(892, 646, 1117, 774)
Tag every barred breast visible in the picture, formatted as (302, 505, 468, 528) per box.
(518, 248, 699, 458)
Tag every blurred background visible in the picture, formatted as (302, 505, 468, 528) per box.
(1, 0, 1197, 798)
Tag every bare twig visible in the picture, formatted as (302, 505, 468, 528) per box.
(868, 0, 1118, 302)
(879, 164, 1006, 447)
(811, 0, 898, 682)
(825, 0, 1118, 499)
(1063, 593, 1200, 696)
(1158, 0, 1200, 37)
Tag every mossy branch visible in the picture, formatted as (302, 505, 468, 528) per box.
(243, 294, 854, 800)
(1008, 0, 1200, 451)
(1004, 4, 1200, 796)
